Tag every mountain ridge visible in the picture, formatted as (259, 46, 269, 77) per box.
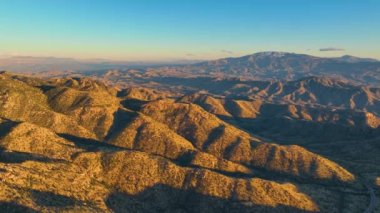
(0, 70, 379, 212)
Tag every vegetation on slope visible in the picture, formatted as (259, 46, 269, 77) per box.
(0, 72, 372, 212)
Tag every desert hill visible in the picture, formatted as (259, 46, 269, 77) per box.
(1, 72, 376, 212)
(179, 92, 380, 142)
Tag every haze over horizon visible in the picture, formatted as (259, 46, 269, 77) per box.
(1, 0, 379, 61)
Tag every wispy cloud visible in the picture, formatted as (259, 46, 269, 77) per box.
(221, 49, 234, 54)
(319, 47, 345, 52)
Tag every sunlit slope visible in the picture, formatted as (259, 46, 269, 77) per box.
(0, 72, 369, 212)
(140, 100, 354, 182)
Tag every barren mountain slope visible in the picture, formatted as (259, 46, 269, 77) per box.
(173, 52, 380, 85)
(140, 100, 354, 182)
(0, 72, 376, 212)
(179, 93, 380, 142)
(0, 72, 96, 139)
(0, 116, 337, 212)
(44, 78, 120, 139)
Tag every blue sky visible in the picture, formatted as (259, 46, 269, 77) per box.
(0, 0, 379, 60)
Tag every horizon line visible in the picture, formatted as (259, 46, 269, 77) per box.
(0, 51, 379, 62)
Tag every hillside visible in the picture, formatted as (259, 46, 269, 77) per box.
(179, 92, 380, 142)
(1, 71, 379, 212)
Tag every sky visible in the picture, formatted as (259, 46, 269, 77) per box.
(0, 0, 379, 61)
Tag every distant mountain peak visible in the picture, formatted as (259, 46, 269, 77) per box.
(336, 55, 378, 63)
(251, 51, 295, 58)
(252, 51, 290, 57)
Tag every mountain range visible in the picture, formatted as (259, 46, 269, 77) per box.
(0, 52, 380, 212)
(21, 52, 379, 86)
(171, 52, 380, 86)
(2, 52, 380, 86)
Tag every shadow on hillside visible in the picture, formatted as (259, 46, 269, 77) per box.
(105, 184, 316, 213)
(104, 109, 139, 141)
(0, 119, 19, 138)
(120, 98, 149, 111)
(175, 151, 254, 179)
(30, 190, 87, 208)
(217, 115, 379, 145)
(58, 134, 121, 152)
(202, 125, 226, 150)
(37, 85, 56, 93)
(0, 201, 37, 213)
(0, 148, 65, 164)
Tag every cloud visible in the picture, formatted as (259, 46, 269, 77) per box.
(185, 53, 196, 57)
(221, 49, 234, 54)
(319, 47, 345, 52)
